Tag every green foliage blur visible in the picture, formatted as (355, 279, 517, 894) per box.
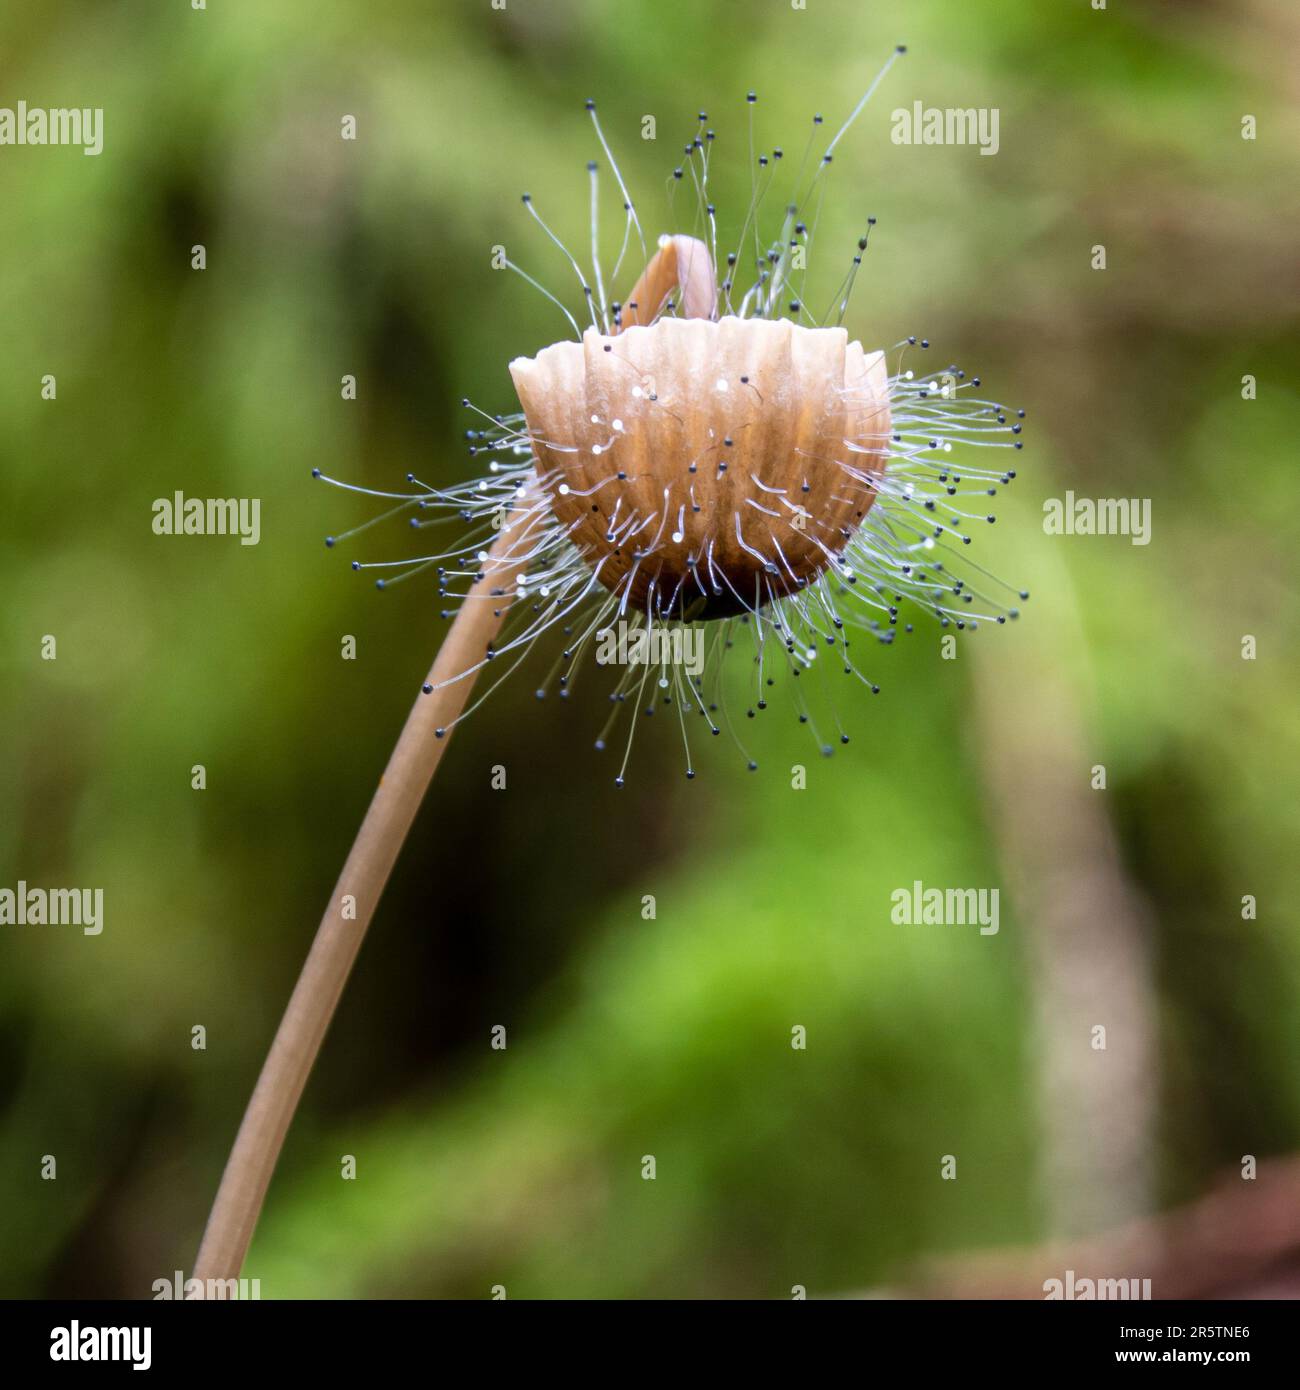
(1, 0, 1297, 1298)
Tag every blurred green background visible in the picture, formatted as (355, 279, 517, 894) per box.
(1, 0, 1297, 1298)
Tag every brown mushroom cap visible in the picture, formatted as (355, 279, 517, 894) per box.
(510, 314, 890, 618)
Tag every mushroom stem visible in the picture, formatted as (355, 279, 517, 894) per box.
(191, 490, 539, 1287)
(618, 234, 717, 330)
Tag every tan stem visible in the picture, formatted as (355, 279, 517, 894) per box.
(618, 234, 716, 330)
(191, 491, 538, 1288)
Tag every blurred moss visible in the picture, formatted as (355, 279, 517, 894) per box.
(0, 0, 1297, 1297)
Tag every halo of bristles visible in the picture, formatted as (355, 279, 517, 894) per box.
(314, 47, 1029, 781)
